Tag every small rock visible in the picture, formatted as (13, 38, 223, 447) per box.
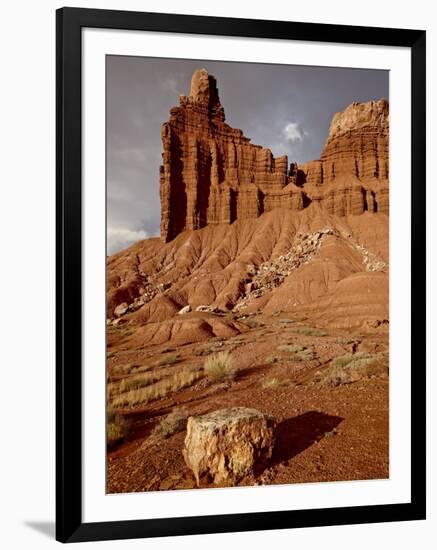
(178, 305, 191, 315)
(195, 305, 217, 313)
(114, 302, 128, 317)
(111, 318, 125, 326)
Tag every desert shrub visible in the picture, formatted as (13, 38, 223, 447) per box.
(158, 354, 179, 366)
(244, 318, 259, 329)
(107, 407, 128, 446)
(262, 377, 284, 389)
(276, 344, 316, 361)
(108, 370, 167, 398)
(152, 409, 188, 438)
(335, 337, 358, 345)
(118, 371, 165, 393)
(229, 336, 244, 343)
(195, 343, 227, 356)
(295, 349, 316, 361)
(315, 352, 388, 386)
(296, 326, 327, 337)
(112, 363, 134, 375)
(262, 376, 297, 389)
(204, 351, 237, 382)
(130, 364, 153, 374)
(111, 366, 203, 408)
(277, 344, 306, 353)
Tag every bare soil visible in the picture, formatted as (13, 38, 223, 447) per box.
(107, 310, 388, 493)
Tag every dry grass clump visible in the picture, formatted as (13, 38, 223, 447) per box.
(107, 407, 128, 446)
(112, 363, 134, 375)
(107, 370, 168, 398)
(130, 364, 154, 374)
(296, 326, 327, 337)
(335, 337, 359, 345)
(277, 344, 316, 362)
(204, 351, 237, 382)
(152, 409, 188, 439)
(120, 371, 165, 393)
(111, 366, 203, 408)
(262, 375, 297, 389)
(244, 318, 259, 329)
(277, 344, 306, 353)
(196, 342, 229, 356)
(295, 348, 316, 361)
(158, 354, 180, 366)
(262, 377, 281, 389)
(315, 352, 388, 386)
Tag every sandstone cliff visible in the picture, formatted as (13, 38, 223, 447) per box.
(159, 69, 389, 242)
(159, 68, 304, 242)
(299, 99, 389, 215)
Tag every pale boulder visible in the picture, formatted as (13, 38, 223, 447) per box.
(114, 302, 128, 317)
(183, 407, 275, 485)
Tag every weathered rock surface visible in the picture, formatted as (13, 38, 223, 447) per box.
(114, 302, 128, 317)
(183, 407, 275, 485)
(160, 68, 304, 241)
(107, 206, 388, 327)
(299, 99, 389, 215)
(159, 69, 389, 242)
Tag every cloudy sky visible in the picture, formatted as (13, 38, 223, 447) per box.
(107, 56, 388, 254)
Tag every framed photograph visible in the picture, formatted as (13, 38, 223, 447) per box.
(56, 7, 426, 543)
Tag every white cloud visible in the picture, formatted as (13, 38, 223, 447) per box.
(107, 227, 149, 255)
(161, 75, 182, 96)
(282, 121, 306, 143)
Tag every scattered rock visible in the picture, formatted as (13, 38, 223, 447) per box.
(178, 305, 192, 315)
(195, 305, 224, 313)
(183, 407, 275, 485)
(114, 302, 128, 317)
(234, 229, 335, 310)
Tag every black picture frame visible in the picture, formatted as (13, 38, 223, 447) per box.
(56, 6, 426, 543)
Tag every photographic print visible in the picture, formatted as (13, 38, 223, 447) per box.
(105, 57, 390, 494)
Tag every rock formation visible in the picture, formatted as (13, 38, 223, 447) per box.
(159, 69, 389, 242)
(183, 407, 276, 485)
(299, 99, 389, 215)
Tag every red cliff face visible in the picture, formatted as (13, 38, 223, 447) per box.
(159, 69, 389, 242)
(299, 99, 389, 216)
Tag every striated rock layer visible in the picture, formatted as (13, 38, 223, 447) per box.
(299, 99, 389, 216)
(107, 206, 388, 330)
(159, 69, 389, 242)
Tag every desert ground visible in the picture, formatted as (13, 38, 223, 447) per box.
(106, 210, 389, 493)
(107, 307, 388, 493)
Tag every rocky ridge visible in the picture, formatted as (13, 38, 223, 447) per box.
(107, 207, 388, 331)
(159, 69, 389, 242)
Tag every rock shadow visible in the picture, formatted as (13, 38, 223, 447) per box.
(258, 411, 343, 473)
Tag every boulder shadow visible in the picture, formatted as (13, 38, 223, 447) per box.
(258, 411, 343, 473)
